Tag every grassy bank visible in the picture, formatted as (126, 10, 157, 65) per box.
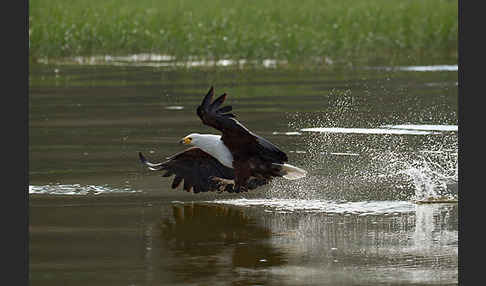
(29, 0, 457, 66)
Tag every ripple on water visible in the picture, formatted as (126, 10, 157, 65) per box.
(366, 65, 458, 72)
(164, 106, 184, 110)
(37, 53, 288, 69)
(300, 127, 439, 135)
(300, 124, 457, 135)
(381, 124, 458, 132)
(29, 184, 139, 196)
(210, 199, 415, 215)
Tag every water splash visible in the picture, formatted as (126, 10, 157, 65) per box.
(392, 151, 458, 202)
(29, 184, 139, 195)
(282, 106, 458, 202)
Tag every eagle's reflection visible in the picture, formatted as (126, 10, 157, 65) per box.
(154, 202, 287, 284)
(162, 203, 270, 243)
(141, 201, 457, 285)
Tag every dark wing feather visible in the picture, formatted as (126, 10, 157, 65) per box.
(196, 86, 238, 133)
(255, 135, 288, 162)
(217, 105, 233, 113)
(196, 86, 288, 163)
(171, 176, 183, 189)
(139, 148, 234, 193)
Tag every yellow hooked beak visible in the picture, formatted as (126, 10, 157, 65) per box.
(179, 137, 192, 145)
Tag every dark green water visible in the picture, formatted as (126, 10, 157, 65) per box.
(29, 62, 458, 285)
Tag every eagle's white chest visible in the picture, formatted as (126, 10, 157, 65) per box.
(197, 135, 234, 169)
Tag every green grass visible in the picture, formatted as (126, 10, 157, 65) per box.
(29, 0, 457, 66)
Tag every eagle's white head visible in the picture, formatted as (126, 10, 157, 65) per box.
(180, 133, 200, 145)
(180, 133, 222, 148)
(179, 133, 234, 168)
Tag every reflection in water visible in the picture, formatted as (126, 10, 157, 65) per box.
(211, 198, 415, 214)
(139, 202, 458, 285)
(161, 203, 271, 243)
(154, 203, 287, 285)
(413, 204, 458, 250)
(29, 198, 457, 285)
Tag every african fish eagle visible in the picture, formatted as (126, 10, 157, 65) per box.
(139, 86, 307, 193)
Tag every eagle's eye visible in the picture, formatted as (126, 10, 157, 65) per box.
(180, 137, 193, 145)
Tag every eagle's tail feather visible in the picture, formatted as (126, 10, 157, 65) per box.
(272, 163, 307, 180)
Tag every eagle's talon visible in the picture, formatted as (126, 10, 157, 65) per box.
(211, 177, 235, 193)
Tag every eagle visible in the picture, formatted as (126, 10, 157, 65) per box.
(139, 86, 307, 193)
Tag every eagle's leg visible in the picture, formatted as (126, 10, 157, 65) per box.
(234, 184, 248, 193)
(210, 177, 235, 193)
(247, 177, 268, 190)
(233, 161, 252, 193)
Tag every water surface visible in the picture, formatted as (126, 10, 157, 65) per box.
(29, 63, 458, 285)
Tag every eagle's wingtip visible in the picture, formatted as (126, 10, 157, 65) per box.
(138, 152, 147, 163)
(201, 86, 215, 108)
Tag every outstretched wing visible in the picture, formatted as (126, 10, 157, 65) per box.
(139, 148, 234, 193)
(196, 86, 288, 163)
(196, 86, 240, 133)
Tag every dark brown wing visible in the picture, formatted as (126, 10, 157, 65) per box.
(196, 86, 287, 163)
(139, 148, 234, 193)
(196, 86, 239, 133)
